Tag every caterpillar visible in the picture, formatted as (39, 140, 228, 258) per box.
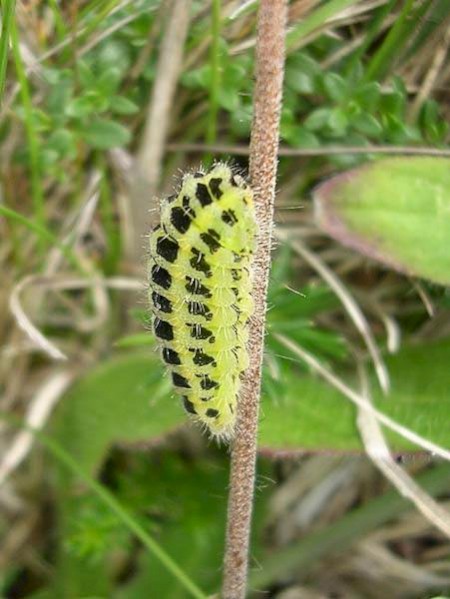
(148, 163, 257, 440)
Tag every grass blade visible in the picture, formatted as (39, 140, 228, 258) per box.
(0, 0, 16, 104)
(10, 20, 46, 254)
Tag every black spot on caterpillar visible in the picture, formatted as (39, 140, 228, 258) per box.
(153, 319, 173, 341)
(151, 265, 172, 290)
(151, 291, 172, 313)
(156, 236, 179, 263)
(162, 347, 181, 365)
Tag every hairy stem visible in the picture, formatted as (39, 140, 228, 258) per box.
(222, 2, 287, 597)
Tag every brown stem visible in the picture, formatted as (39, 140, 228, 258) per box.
(221, 2, 287, 598)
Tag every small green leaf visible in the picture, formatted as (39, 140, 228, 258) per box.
(47, 128, 77, 159)
(327, 107, 348, 135)
(353, 81, 381, 110)
(109, 95, 139, 115)
(314, 157, 450, 284)
(96, 40, 131, 75)
(97, 67, 122, 96)
(304, 107, 333, 131)
(66, 95, 97, 118)
(40, 148, 59, 168)
(218, 86, 240, 112)
(181, 66, 211, 89)
(282, 125, 320, 148)
(352, 113, 383, 137)
(230, 104, 252, 136)
(322, 72, 347, 103)
(380, 90, 405, 118)
(78, 60, 96, 88)
(80, 118, 131, 149)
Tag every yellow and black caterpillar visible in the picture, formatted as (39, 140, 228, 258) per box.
(148, 163, 257, 440)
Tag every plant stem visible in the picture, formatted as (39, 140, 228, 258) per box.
(0, 0, 17, 105)
(221, 2, 287, 598)
(206, 0, 221, 154)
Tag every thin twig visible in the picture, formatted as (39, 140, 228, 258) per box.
(222, 2, 287, 598)
(0, 370, 73, 486)
(166, 141, 450, 157)
(133, 0, 192, 260)
(10, 275, 143, 360)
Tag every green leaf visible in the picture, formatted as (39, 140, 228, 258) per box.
(285, 54, 319, 94)
(181, 66, 211, 89)
(314, 157, 450, 284)
(285, 69, 315, 94)
(66, 93, 108, 118)
(52, 353, 184, 474)
(304, 107, 333, 131)
(78, 60, 96, 89)
(282, 125, 320, 148)
(97, 67, 122, 96)
(353, 81, 381, 110)
(110, 95, 139, 115)
(322, 72, 347, 103)
(47, 128, 77, 158)
(218, 86, 240, 112)
(80, 118, 131, 149)
(327, 107, 348, 135)
(260, 338, 450, 452)
(96, 40, 131, 75)
(352, 113, 383, 137)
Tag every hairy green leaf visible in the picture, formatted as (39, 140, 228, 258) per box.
(314, 157, 450, 284)
(53, 353, 183, 474)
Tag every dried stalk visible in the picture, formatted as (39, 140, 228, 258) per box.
(222, 2, 287, 598)
(132, 0, 192, 259)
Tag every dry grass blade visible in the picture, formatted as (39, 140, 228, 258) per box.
(356, 360, 450, 539)
(277, 231, 390, 394)
(10, 276, 69, 361)
(133, 0, 193, 258)
(166, 142, 450, 157)
(9, 275, 144, 360)
(0, 370, 74, 486)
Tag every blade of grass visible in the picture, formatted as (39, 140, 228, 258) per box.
(0, 411, 208, 599)
(47, 0, 70, 42)
(363, 0, 419, 82)
(250, 462, 450, 589)
(405, 0, 450, 60)
(0, 0, 17, 104)
(286, 0, 361, 49)
(344, 0, 396, 78)
(10, 21, 46, 254)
